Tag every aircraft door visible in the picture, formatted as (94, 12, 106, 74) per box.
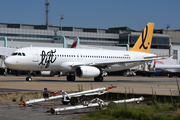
(31, 49, 39, 62)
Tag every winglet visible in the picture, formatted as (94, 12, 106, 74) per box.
(129, 22, 155, 53)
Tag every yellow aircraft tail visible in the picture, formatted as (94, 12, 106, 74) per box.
(129, 22, 155, 53)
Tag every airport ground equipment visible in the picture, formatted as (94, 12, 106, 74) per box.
(49, 97, 144, 114)
(19, 85, 116, 106)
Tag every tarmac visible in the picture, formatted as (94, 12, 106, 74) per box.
(0, 101, 95, 120)
(0, 75, 180, 96)
(0, 75, 180, 120)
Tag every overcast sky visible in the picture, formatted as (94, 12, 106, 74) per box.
(0, 0, 179, 30)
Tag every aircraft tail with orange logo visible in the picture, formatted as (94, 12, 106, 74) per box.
(129, 22, 155, 53)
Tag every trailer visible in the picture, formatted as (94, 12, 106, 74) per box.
(49, 97, 145, 115)
(19, 85, 116, 106)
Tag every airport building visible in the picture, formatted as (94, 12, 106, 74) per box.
(0, 23, 173, 51)
(0, 23, 180, 73)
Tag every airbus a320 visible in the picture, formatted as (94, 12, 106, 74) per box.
(5, 23, 160, 82)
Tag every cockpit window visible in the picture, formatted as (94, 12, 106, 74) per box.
(18, 53, 22, 56)
(12, 52, 18, 56)
(12, 52, 26, 56)
(22, 53, 26, 56)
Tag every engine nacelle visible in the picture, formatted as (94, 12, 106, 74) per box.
(40, 71, 56, 77)
(75, 66, 100, 78)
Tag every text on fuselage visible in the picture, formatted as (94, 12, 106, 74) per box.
(39, 49, 57, 68)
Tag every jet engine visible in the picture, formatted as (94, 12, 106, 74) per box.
(75, 66, 100, 78)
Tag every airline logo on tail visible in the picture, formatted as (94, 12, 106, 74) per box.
(71, 41, 78, 48)
(139, 25, 148, 50)
(129, 22, 154, 53)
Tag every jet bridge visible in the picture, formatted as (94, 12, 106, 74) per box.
(53, 36, 80, 48)
(0, 47, 15, 68)
(0, 37, 16, 69)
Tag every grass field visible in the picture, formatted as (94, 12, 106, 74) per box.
(76, 102, 180, 120)
(75, 79, 180, 120)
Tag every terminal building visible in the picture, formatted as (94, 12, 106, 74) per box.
(0, 23, 180, 74)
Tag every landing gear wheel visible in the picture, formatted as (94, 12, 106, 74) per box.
(67, 75, 76, 81)
(26, 77, 32, 81)
(70, 97, 78, 106)
(94, 77, 98, 82)
(94, 76, 103, 82)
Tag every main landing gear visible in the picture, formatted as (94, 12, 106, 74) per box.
(94, 75, 103, 82)
(66, 72, 104, 82)
(67, 74, 76, 81)
(94, 71, 107, 82)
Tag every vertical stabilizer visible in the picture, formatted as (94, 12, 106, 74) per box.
(71, 40, 78, 48)
(129, 22, 155, 53)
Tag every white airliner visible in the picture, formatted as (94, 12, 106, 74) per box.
(5, 22, 160, 82)
(149, 60, 180, 77)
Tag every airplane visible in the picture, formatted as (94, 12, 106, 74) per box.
(70, 39, 78, 48)
(5, 22, 162, 82)
(148, 59, 180, 77)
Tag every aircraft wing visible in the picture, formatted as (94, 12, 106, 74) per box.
(72, 58, 159, 68)
(144, 55, 172, 59)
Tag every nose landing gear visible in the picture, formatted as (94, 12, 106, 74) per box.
(26, 76, 32, 81)
(26, 71, 33, 81)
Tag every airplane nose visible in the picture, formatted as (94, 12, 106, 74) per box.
(4, 57, 13, 67)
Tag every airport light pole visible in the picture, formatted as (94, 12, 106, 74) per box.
(60, 15, 64, 37)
